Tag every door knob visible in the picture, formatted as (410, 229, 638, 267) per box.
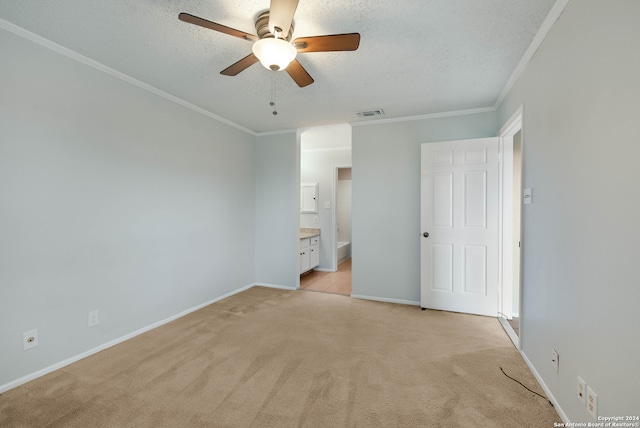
(423, 232, 429, 238)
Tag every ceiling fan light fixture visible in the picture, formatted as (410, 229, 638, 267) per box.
(252, 38, 297, 71)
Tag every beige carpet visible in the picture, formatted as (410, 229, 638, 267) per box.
(0, 287, 560, 427)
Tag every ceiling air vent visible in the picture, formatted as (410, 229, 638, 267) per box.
(356, 109, 385, 118)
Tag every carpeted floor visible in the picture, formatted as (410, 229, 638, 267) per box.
(0, 286, 560, 427)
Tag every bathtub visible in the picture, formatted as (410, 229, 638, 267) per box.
(337, 241, 351, 262)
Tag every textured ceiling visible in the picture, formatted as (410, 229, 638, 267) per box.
(0, 0, 557, 133)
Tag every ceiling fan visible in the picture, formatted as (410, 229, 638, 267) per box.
(179, 0, 360, 87)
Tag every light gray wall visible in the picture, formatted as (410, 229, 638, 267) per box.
(351, 112, 498, 303)
(254, 132, 299, 288)
(300, 147, 352, 270)
(0, 29, 256, 388)
(498, 0, 640, 420)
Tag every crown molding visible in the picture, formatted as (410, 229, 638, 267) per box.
(255, 128, 299, 137)
(350, 106, 497, 127)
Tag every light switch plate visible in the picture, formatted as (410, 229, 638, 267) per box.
(577, 376, 586, 405)
(324, 202, 331, 209)
(523, 188, 532, 205)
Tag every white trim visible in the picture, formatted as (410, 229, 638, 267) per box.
(312, 268, 336, 273)
(0, 18, 255, 136)
(497, 106, 523, 346)
(0, 282, 258, 394)
(350, 107, 496, 127)
(498, 316, 520, 349)
(295, 130, 303, 288)
(256, 128, 300, 137)
(253, 283, 297, 291)
(351, 294, 420, 307)
(301, 146, 352, 153)
(498, 106, 525, 137)
(494, 0, 570, 108)
(520, 351, 570, 424)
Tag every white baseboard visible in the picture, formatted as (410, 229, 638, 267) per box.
(520, 351, 569, 424)
(351, 294, 420, 306)
(498, 316, 520, 349)
(312, 268, 336, 273)
(253, 283, 297, 291)
(0, 283, 257, 394)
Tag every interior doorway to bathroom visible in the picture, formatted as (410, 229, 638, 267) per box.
(299, 125, 352, 296)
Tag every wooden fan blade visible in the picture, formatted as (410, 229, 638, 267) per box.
(269, 0, 299, 37)
(286, 59, 314, 87)
(221, 53, 260, 76)
(179, 13, 257, 42)
(293, 33, 361, 53)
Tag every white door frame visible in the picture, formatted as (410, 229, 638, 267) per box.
(497, 106, 523, 348)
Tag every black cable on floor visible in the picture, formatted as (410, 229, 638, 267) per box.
(499, 366, 554, 407)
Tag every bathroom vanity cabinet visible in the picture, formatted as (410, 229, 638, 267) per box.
(300, 235, 320, 274)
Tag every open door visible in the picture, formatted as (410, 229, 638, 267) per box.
(420, 138, 499, 316)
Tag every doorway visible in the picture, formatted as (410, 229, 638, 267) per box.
(299, 125, 352, 296)
(497, 108, 523, 348)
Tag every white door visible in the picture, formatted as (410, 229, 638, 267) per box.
(420, 138, 499, 316)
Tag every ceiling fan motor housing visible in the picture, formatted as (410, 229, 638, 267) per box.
(255, 11, 294, 41)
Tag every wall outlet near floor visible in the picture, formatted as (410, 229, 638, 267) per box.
(577, 376, 587, 405)
(586, 386, 598, 419)
(88, 310, 99, 327)
(313, 216, 318, 223)
(23, 329, 39, 351)
(551, 349, 559, 372)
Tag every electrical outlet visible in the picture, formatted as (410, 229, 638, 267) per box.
(551, 349, 559, 373)
(88, 310, 99, 327)
(313, 216, 318, 223)
(23, 329, 39, 351)
(586, 386, 598, 419)
(577, 377, 587, 405)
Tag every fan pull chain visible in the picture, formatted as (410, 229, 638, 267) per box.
(270, 75, 278, 115)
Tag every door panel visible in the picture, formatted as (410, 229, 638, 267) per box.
(432, 244, 453, 292)
(433, 173, 453, 227)
(421, 138, 499, 316)
(463, 171, 487, 228)
(463, 245, 486, 294)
